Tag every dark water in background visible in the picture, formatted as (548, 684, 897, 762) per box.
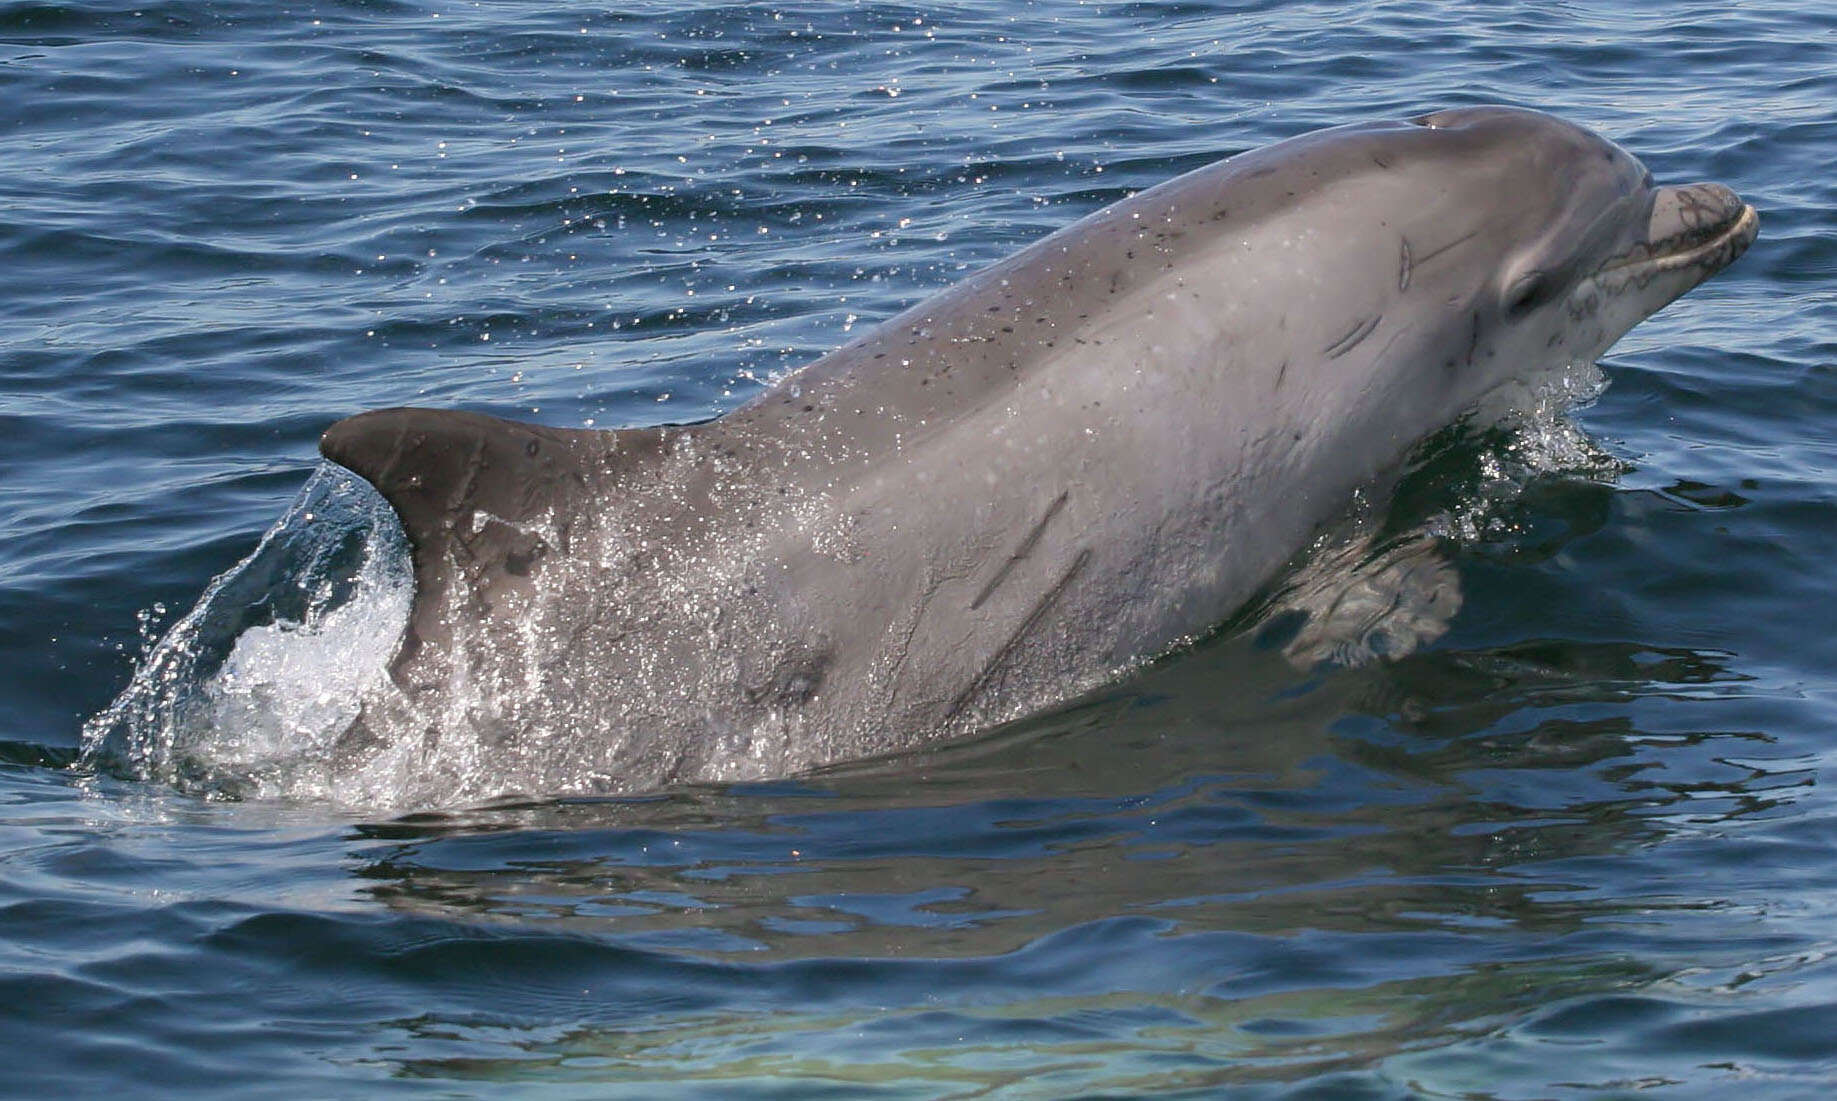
(2, 0, 1834, 1095)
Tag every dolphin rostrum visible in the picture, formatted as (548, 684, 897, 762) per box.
(320, 106, 1756, 802)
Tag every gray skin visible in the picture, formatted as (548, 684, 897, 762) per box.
(320, 106, 1757, 800)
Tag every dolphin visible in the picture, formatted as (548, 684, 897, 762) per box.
(319, 106, 1756, 800)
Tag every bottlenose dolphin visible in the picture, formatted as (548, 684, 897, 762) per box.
(320, 106, 1756, 799)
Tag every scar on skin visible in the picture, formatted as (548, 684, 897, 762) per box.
(1324, 314, 1381, 359)
(971, 491, 1071, 610)
(954, 547, 1092, 713)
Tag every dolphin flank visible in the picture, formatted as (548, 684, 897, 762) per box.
(320, 106, 1757, 801)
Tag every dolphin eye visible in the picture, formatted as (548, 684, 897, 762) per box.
(1503, 272, 1549, 317)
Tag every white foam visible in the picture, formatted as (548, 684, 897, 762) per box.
(81, 465, 412, 801)
(197, 529, 411, 797)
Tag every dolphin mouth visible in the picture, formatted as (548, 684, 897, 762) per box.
(1597, 185, 1759, 283)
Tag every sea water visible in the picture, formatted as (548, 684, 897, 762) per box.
(2, 1, 1832, 1095)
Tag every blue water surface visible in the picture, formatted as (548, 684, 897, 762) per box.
(3, 0, 1835, 1095)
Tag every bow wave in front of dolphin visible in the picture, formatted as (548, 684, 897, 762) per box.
(85, 106, 1757, 807)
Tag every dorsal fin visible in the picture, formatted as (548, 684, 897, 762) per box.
(319, 407, 665, 679)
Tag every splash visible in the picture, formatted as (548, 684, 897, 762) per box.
(1435, 359, 1621, 541)
(1261, 359, 1618, 668)
(80, 464, 412, 800)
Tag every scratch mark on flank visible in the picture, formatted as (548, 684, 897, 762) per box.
(1412, 229, 1479, 270)
(1398, 237, 1414, 291)
(954, 548, 1093, 714)
(1324, 314, 1381, 359)
(972, 491, 1070, 610)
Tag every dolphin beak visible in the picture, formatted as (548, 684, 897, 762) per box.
(1640, 182, 1759, 280)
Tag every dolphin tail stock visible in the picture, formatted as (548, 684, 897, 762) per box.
(318, 406, 662, 676)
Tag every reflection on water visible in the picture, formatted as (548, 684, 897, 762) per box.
(337, 619, 1806, 1091)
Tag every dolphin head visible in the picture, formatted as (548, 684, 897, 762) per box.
(1443, 106, 1751, 337)
(1314, 106, 1756, 417)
